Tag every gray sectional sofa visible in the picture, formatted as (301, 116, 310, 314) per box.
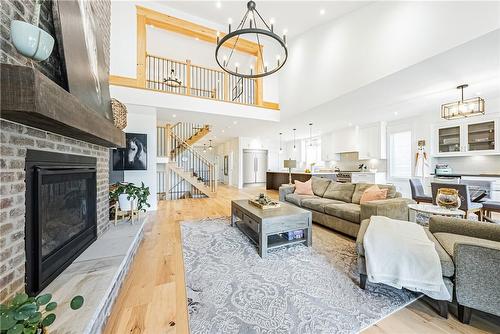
(357, 216, 500, 322)
(279, 176, 415, 237)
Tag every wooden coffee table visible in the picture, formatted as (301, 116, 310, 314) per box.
(231, 199, 312, 258)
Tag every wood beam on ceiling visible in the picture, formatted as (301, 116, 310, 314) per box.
(136, 5, 260, 56)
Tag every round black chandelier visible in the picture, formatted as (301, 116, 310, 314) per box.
(215, 0, 288, 79)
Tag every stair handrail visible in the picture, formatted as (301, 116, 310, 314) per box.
(167, 127, 217, 193)
(169, 131, 215, 167)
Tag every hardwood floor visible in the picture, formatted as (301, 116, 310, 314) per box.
(103, 185, 499, 334)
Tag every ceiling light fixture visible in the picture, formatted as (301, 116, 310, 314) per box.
(319, 9, 325, 15)
(293, 128, 296, 151)
(208, 140, 213, 150)
(203, 144, 207, 153)
(215, 1, 288, 78)
(441, 84, 485, 120)
(172, 114, 177, 118)
(309, 123, 313, 146)
(215, 1, 221, 9)
(164, 68, 182, 87)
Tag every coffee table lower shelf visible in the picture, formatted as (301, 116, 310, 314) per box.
(234, 220, 308, 252)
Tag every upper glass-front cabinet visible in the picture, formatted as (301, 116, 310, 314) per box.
(433, 117, 499, 156)
(438, 126, 461, 153)
(468, 121, 495, 152)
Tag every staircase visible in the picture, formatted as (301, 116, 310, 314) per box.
(157, 123, 217, 199)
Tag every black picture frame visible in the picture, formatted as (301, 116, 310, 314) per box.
(113, 133, 148, 171)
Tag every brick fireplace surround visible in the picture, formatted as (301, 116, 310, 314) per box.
(0, 0, 112, 303)
(0, 120, 111, 302)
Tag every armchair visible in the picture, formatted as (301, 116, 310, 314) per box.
(429, 216, 500, 323)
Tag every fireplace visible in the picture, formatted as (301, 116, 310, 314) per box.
(25, 150, 98, 295)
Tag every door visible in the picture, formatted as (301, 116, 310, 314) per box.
(243, 151, 255, 184)
(255, 151, 268, 183)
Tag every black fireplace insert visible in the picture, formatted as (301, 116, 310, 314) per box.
(25, 150, 97, 295)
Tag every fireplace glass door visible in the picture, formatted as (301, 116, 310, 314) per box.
(25, 150, 97, 295)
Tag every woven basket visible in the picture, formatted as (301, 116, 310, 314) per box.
(111, 98, 127, 130)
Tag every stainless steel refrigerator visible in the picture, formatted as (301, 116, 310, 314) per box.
(243, 149, 268, 185)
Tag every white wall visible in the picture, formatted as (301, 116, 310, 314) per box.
(280, 1, 500, 116)
(123, 105, 158, 211)
(215, 138, 239, 187)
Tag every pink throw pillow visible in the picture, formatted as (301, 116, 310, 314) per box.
(294, 179, 314, 195)
(360, 185, 388, 204)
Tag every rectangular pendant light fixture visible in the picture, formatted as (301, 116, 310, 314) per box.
(441, 84, 485, 120)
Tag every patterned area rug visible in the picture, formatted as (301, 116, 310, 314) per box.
(181, 217, 418, 334)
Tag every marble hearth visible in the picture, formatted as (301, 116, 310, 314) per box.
(42, 216, 146, 334)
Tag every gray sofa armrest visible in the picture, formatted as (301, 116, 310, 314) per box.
(454, 242, 500, 316)
(429, 216, 500, 242)
(360, 198, 415, 221)
(279, 185, 295, 202)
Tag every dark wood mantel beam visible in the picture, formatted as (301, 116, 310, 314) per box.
(1, 64, 125, 148)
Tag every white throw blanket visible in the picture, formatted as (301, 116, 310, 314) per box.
(363, 216, 451, 301)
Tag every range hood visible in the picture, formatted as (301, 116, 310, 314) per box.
(340, 152, 359, 161)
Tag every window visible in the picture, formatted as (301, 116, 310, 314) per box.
(389, 131, 412, 178)
(303, 137, 321, 166)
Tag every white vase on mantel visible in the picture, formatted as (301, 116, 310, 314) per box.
(118, 194, 137, 211)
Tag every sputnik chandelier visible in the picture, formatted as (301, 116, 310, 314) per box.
(215, 0, 288, 78)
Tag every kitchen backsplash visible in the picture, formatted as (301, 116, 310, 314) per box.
(435, 156, 500, 174)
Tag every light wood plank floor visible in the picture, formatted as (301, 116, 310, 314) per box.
(103, 185, 500, 334)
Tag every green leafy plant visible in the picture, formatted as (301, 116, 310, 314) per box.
(109, 182, 151, 211)
(0, 292, 84, 334)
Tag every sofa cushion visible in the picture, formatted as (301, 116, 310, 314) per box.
(323, 182, 356, 202)
(285, 193, 317, 206)
(294, 179, 314, 195)
(324, 203, 361, 223)
(433, 232, 500, 258)
(311, 176, 332, 197)
(352, 183, 397, 204)
(360, 185, 388, 204)
(301, 198, 345, 213)
(424, 230, 455, 277)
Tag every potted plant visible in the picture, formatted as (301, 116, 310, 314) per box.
(109, 182, 151, 212)
(10, 0, 54, 61)
(0, 292, 84, 334)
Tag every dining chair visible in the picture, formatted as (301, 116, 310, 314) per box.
(409, 178, 433, 204)
(431, 183, 483, 219)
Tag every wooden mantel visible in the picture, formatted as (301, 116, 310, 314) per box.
(1, 64, 125, 148)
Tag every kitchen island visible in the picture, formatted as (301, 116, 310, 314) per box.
(266, 171, 337, 190)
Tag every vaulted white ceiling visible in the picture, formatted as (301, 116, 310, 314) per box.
(156, 1, 370, 37)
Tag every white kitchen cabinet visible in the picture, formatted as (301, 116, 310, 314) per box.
(321, 133, 339, 161)
(358, 122, 387, 160)
(351, 172, 387, 184)
(332, 126, 359, 153)
(432, 115, 499, 157)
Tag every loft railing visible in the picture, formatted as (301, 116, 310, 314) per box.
(146, 54, 256, 106)
(157, 125, 217, 196)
